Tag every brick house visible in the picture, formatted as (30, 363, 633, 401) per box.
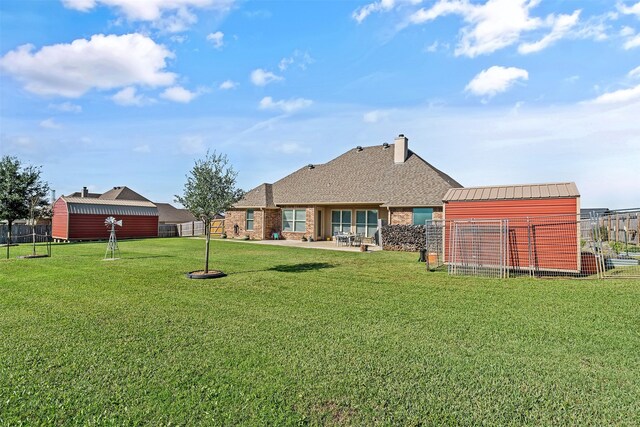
(225, 134, 462, 242)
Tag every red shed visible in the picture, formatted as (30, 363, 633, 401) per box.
(52, 196, 159, 241)
(443, 182, 581, 273)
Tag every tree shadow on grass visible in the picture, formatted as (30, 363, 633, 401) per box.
(268, 262, 335, 273)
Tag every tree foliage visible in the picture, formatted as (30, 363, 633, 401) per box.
(175, 151, 243, 273)
(0, 156, 50, 237)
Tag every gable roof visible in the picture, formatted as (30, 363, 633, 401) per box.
(235, 143, 461, 208)
(443, 182, 579, 202)
(155, 203, 198, 223)
(99, 186, 151, 202)
(236, 183, 275, 208)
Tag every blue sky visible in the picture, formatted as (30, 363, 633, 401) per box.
(1, 0, 639, 208)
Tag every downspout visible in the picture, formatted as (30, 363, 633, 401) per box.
(261, 207, 265, 240)
(387, 207, 391, 224)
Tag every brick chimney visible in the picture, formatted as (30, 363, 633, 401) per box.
(81, 186, 88, 198)
(394, 134, 408, 164)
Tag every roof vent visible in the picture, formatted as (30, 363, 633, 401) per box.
(307, 164, 315, 170)
(356, 146, 363, 152)
(382, 142, 389, 149)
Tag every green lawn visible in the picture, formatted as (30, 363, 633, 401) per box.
(1, 238, 639, 425)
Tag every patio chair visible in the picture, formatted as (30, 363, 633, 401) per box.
(351, 233, 363, 247)
(334, 232, 348, 246)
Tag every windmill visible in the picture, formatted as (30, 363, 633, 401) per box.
(104, 216, 123, 260)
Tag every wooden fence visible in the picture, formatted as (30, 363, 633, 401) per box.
(1, 224, 51, 244)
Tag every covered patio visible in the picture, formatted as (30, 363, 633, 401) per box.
(220, 238, 382, 252)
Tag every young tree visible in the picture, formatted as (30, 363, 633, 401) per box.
(0, 156, 50, 257)
(28, 193, 52, 256)
(176, 151, 243, 274)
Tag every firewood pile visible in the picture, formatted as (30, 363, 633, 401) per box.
(381, 224, 425, 252)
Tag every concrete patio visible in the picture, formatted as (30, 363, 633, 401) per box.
(219, 238, 381, 252)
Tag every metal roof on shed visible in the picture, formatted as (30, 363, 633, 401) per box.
(443, 182, 579, 202)
(63, 197, 158, 216)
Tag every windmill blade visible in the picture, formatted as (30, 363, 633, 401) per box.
(115, 220, 123, 227)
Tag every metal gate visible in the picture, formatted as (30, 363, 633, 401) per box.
(448, 220, 509, 278)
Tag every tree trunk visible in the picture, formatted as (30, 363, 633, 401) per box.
(32, 222, 36, 256)
(204, 219, 211, 273)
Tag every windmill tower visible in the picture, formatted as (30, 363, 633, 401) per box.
(104, 216, 123, 260)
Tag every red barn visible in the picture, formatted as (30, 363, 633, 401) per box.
(52, 186, 159, 241)
(443, 182, 581, 273)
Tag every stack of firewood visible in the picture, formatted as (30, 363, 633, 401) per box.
(381, 224, 425, 252)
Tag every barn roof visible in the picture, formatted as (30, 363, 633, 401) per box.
(62, 197, 158, 216)
(443, 182, 580, 202)
(235, 143, 461, 208)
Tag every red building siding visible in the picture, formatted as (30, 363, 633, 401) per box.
(67, 214, 158, 240)
(444, 198, 580, 272)
(52, 198, 69, 240)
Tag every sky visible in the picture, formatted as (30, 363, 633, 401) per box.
(1, 0, 639, 209)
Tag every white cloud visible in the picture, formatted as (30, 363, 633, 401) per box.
(353, 0, 414, 23)
(618, 1, 640, 17)
(278, 57, 294, 71)
(206, 31, 224, 48)
(39, 118, 62, 129)
(623, 33, 640, 49)
(259, 96, 312, 113)
(111, 86, 149, 106)
(170, 34, 188, 43)
(278, 51, 314, 71)
(49, 102, 82, 113)
(250, 68, 283, 86)
(465, 66, 529, 97)
(589, 84, 640, 105)
(409, 0, 544, 57)
(274, 142, 311, 155)
(629, 66, 640, 79)
(133, 144, 151, 153)
(219, 80, 237, 90)
(61, 0, 234, 32)
(518, 10, 581, 54)
(179, 135, 206, 154)
(160, 86, 199, 103)
(620, 26, 635, 37)
(0, 34, 176, 97)
(363, 110, 390, 123)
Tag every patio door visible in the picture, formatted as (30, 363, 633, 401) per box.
(356, 210, 378, 237)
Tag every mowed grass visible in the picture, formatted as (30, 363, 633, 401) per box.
(1, 238, 639, 426)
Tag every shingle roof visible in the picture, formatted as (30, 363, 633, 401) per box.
(237, 183, 275, 208)
(99, 186, 151, 202)
(155, 203, 197, 223)
(235, 143, 461, 208)
(443, 182, 579, 202)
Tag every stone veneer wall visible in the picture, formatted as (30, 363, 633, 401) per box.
(390, 207, 443, 225)
(390, 208, 413, 225)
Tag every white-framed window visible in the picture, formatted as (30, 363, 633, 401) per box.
(356, 210, 378, 237)
(283, 209, 306, 232)
(331, 210, 351, 234)
(246, 209, 254, 230)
